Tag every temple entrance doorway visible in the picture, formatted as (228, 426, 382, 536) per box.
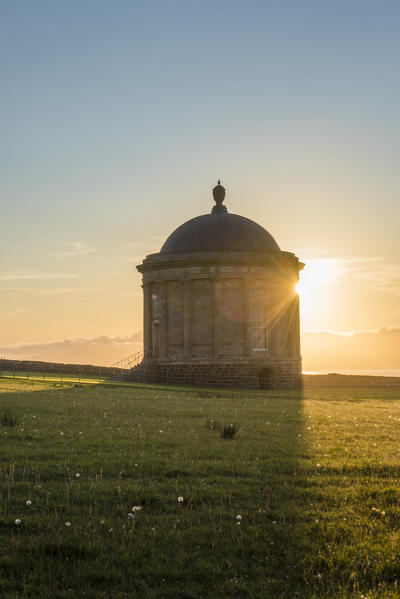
(258, 368, 274, 389)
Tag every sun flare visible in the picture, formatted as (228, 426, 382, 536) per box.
(296, 258, 343, 314)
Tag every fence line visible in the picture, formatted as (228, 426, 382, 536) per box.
(0, 369, 116, 385)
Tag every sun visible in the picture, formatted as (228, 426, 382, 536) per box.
(296, 258, 343, 315)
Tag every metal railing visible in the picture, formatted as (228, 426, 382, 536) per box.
(111, 350, 144, 370)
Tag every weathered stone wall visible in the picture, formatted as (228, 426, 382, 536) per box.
(137, 251, 302, 388)
(167, 280, 184, 359)
(191, 279, 213, 356)
(125, 359, 302, 389)
(221, 278, 245, 355)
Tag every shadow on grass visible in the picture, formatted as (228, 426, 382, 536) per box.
(0, 383, 327, 598)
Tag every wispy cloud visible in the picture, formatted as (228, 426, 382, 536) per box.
(0, 333, 143, 367)
(2, 286, 140, 298)
(125, 236, 164, 250)
(0, 271, 80, 281)
(344, 260, 400, 295)
(2, 328, 399, 370)
(124, 236, 164, 263)
(50, 242, 94, 258)
(1, 308, 30, 319)
(299, 254, 400, 295)
(2, 286, 98, 296)
(1, 333, 142, 351)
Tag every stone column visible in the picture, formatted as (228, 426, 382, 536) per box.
(244, 278, 252, 355)
(294, 294, 301, 357)
(143, 283, 153, 362)
(287, 295, 297, 357)
(276, 288, 289, 357)
(268, 286, 278, 356)
(213, 279, 222, 357)
(159, 281, 168, 358)
(183, 280, 192, 358)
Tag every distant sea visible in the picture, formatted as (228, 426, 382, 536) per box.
(304, 369, 400, 377)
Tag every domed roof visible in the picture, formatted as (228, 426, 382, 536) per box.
(160, 182, 280, 255)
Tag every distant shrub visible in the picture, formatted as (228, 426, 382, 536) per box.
(206, 419, 239, 438)
(1, 410, 18, 427)
(221, 423, 238, 439)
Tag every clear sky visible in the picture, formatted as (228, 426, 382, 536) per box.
(1, 1, 399, 369)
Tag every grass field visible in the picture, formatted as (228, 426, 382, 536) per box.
(1, 380, 400, 598)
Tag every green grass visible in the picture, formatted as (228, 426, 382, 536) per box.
(1, 379, 400, 598)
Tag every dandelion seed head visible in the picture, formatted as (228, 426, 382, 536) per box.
(26, 500, 32, 506)
(15, 519, 21, 525)
(177, 496, 184, 503)
(65, 521, 71, 527)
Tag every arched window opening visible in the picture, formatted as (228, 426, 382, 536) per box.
(258, 368, 274, 389)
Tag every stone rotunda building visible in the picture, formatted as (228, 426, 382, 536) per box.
(130, 182, 304, 388)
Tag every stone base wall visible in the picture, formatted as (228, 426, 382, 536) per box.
(124, 360, 302, 389)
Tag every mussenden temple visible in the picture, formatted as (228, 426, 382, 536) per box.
(128, 182, 304, 389)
